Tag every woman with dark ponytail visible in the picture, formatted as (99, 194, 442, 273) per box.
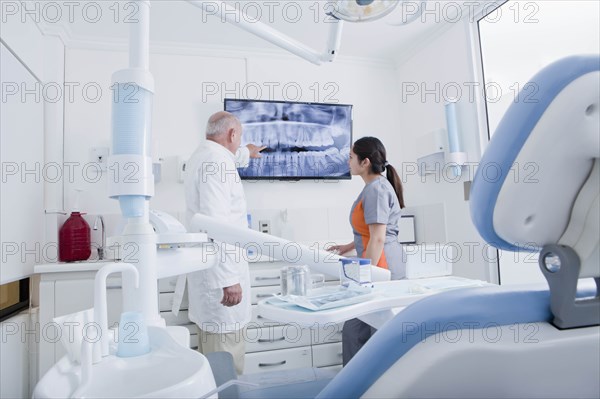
(327, 136, 406, 366)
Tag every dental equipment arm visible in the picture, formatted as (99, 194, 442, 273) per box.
(190, 213, 391, 282)
(186, 1, 343, 65)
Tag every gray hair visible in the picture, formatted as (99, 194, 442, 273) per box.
(206, 111, 239, 137)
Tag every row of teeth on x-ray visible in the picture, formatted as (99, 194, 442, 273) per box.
(241, 147, 350, 177)
(229, 102, 343, 125)
(243, 122, 335, 149)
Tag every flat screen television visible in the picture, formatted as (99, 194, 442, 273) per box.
(224, 98, 353, 180)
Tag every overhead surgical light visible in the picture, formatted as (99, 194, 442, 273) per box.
(329, 0, 400, 22)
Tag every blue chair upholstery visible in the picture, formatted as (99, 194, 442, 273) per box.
(469, 55, 600, 252)
(316, 285, 553, 398)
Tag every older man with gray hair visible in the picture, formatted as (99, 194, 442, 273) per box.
(184, 111, 261, 374)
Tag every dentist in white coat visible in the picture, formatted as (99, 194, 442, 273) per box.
(184, 111, 262, 375)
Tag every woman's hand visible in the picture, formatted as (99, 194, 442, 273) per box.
(326, 242, 354, 255)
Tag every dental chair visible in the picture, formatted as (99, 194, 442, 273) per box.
(315, 55, 600, 398)
(230, 55, 600, 399)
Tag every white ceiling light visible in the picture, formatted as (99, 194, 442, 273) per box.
(329, 0, 400, 22)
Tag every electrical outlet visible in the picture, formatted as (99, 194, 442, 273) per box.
(259, 220, 270, 234)
(90, 147, 109, 171)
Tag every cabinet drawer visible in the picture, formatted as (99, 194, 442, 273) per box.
(245, 325, 311, 353)
(249, 305, 283, 327)
(159, 292, 189, 312)
(251, 286, 281, 305)
(250, 268, 282, 287)
(249, 261, 288, 269)
(312, 342, 343, 368)
(158, 276, 179, 293)
(244, 347, 312, 375)
(190, 333, 199, 350)
(311, 322, 343, 345)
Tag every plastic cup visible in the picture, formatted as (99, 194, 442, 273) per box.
(116, 311, 150, 358)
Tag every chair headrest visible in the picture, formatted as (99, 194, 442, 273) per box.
(470, 55, 600, 253)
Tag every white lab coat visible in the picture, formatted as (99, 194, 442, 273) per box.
(184, 140, 251, 333)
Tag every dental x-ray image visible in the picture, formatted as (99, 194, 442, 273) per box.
(224, 99, 352, 179)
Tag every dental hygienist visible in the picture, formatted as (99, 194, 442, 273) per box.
(184, 111, 259, 375)
(327, 136, 406, 365)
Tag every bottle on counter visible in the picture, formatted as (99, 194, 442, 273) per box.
(59, 189, 91, 262)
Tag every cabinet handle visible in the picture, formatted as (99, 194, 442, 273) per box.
(257, 315, 264, 319)
(256, 294, 278, 298)
(255, 276, 280, 281)
(258, 336, 285, 343)
(259, 360, 286, 367)
(106, 285, 122, 290)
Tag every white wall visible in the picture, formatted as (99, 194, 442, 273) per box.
(63, 45, 402, 246)
(1, 11, 65, 396)
(1, 16, 65, 287)
(394, 20, 490, 280)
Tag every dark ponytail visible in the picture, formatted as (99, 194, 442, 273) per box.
(353, 137, 405, 209)
(385, 164, 405, 209)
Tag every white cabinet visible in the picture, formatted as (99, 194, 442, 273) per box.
(1, 43, 45, 284)
(157, 277, 197, 345)
(249, 304, 283, 327)
(312, 342, 343, 368)
(244, 347, 313, 374)
(249, 268, 282, 287)
(251, 286, 281, 304)
(245, 325, 312, 353)
(158, 292, 189, 312)
(311, 323, 344, 345)
(248, 261, 343, 373)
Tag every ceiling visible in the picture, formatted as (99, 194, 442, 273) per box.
(40, 1, 491, 65)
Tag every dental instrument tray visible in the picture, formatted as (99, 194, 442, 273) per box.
(271, 285, 376, 311)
